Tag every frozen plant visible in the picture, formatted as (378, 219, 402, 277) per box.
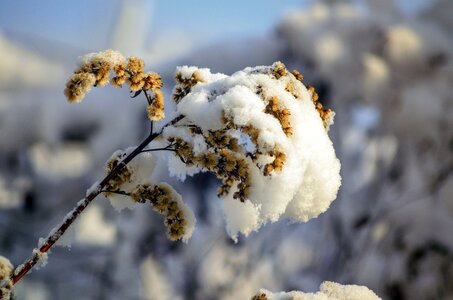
(251, 281, 381, 300)
(0, 49, 341, 297)
(0, 256, 13, 300)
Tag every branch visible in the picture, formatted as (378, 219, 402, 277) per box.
(100, 190, 131, 196)
(0, 115, 185, 296)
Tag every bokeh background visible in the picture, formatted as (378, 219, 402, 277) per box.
(0, 0, 452, 299)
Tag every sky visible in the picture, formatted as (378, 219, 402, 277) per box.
(0, 0, 307, 52)
(0, 0, 431, 63)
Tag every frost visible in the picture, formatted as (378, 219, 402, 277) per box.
(86, 180, 101, 197)
(32, 249, 48, 270)
(79, 49, 126, 68)
(55, 225, 75, 248)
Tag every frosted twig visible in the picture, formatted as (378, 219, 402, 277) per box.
(0, 115, 184, 297)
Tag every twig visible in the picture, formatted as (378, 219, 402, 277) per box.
(0, 114, 185, 297)
(100, 190, 131, 196)
(143, 89, 153, 105)
(141, 148, 177, 153)
(141, 143, 177, 153)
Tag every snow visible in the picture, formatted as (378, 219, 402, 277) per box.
(165, 63, 341, 239)
(79, 49, 126, 67)
(32, 249, 48, 269)
(257, 281, 381, 300)
(108, 193, 136, 212)
(102, 149, 196, 242)
(86, 180, 101, 197)
(222, 198, 259, 240)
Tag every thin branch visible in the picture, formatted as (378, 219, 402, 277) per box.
(141, 148, 177, 153)
(100, 190, 131, 196)
(143, 89, 153, 105)
(141, 143, 177, 153)
(0, 114, 185, 296)
(160, 115, 185, 134)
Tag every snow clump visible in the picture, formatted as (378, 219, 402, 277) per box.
(163, 62, 341, 240)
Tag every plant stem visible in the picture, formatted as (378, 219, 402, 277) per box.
(0, 115, 184, 296)
(100, 190, 131, 196)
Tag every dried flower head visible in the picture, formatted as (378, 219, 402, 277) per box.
(64, 50, 165, 118)
(103, 151, 132, 195)
(251, 293, 268, 300)
(0, 255, 13, 299)
(147, 89, 165, 121)
(292, 69, 304, 81)
(307, 85, 334, 129)
(0, 256, 12, 283)
(173, 68, 205, 103)
(64, 72, 96, 103)
(163, 61, 341, 240)
(251, 281, 382, 300)
(111, 62, 127, 87)
(143, 72, 162, 91)
(265, 96, 293, 136)
(63, 53, 340, 242)
(272, 61, 288, 79)
(126, 56, 145, 91)
(131, 182, 195, 241)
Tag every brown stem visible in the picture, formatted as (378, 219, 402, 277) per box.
(0, 115, 185, 296)
(100, 190, 131, 196)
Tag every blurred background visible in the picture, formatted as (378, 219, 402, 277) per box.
(0, 0, 452, 299)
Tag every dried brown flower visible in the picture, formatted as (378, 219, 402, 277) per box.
(64, 50, 165, 117)
(265, 96, 293, 137)
(64, 72, 96, 103)
(147, 90, 165, 121)
(131, 183, 190, 241)
(307, 85, 334, 129)
(173, 70, 204, 102)
(251, 292, 268, 300)
(271, 61, 288, 79)
(111, 63, 127, 87)
(103, 152, 132, 195)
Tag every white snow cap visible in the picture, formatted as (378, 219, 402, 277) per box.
(78, 49, 126, 67)
(165, 62, 341, 240)
(256, 281, 381, 300)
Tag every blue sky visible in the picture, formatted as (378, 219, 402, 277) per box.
(0, 0, 431, 60)
(0, 0, 307, 51)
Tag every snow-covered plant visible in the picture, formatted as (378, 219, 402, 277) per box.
(0, 49, 341, 297)
(0, 256, 13, 299)
(251, 281, 381, 300)
(274, 1, 453, 298)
